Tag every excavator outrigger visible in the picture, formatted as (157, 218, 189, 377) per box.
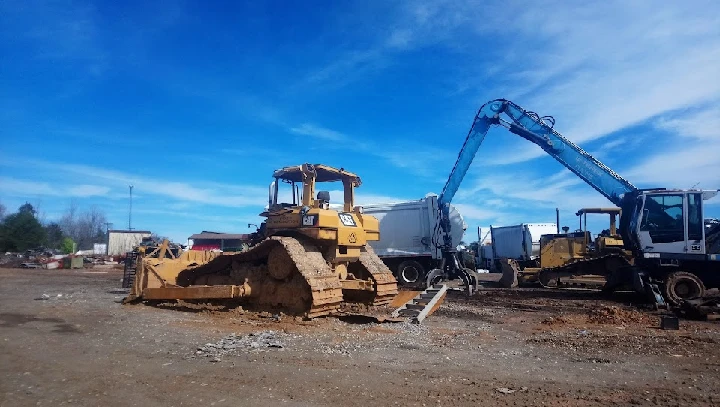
(428, 99, 720, 306)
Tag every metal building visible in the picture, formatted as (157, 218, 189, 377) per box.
(107, 230, 151, 256)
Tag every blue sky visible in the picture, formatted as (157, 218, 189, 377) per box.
(1, 0, 719, 244)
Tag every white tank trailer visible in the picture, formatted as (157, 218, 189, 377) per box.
(362, 195, 466, 284)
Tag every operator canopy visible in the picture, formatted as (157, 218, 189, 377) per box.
(273, 164, 362, 185)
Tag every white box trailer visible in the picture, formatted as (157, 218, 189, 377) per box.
(362, 195, 466, 284)
(485, 223, 558, 266)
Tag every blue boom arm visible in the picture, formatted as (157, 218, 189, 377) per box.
(439, 99, 637, 208)
(428, 99, 638, 291)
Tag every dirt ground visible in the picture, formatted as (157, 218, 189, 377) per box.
(1, 268, 719, 407)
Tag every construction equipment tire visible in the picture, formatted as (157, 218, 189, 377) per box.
(397, 260, 424, 284)
(426, 268, 445, 288)
(663, 271, 705, 305)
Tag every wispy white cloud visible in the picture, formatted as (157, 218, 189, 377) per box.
(598, 139, 627, 152)
(623, 145, 719, 189)
(487, 1, 720, 146)
(304, 50, 386, 88)
(326, 190, 411, 207)
(483, 144, 545, 166)
(1, 0, 106, 74)
(133, 208, 254, 225)
(655, 105, 720, 141)
(299, 1, 472, 90)
(67, 184, 111, 197)
(0, 177, 111, 198)
(373, 146, 454, 178)
(0, 177, 56, 197)
(285, 120, 455, 179)
(7, 160, 270, 209)
(457, 168, 614, 213)
(289, 123, 348, 141)
(624, 106, 720, 189)
(357, 1, 720, 166)
(452, 203, 507, 222)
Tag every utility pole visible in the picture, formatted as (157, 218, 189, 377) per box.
(128, 185, 134, 230)
(103, 222, 113, 256)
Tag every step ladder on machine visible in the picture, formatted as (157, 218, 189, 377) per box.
(121, 251, 139, 289)
(391, 284, 449, 324)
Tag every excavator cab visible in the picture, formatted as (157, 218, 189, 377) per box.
(628, 190, 718, 257)
(620, 190, 720, 304)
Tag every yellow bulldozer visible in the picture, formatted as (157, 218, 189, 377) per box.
(124, 164, 398, 318)
(534, 207, 633, 287)
(499, 208, 633, 288)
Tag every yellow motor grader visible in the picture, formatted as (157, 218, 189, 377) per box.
(124, 164, 398, 318)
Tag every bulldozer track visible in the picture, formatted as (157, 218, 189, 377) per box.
(177, 236, 345, 318)
(537, 254, 632, 289)
(357, 245, 399, 306)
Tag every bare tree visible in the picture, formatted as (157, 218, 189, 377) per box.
(78, 206, 107, 248)
(59, 202, 108, 250)
(0, 202, 6, 220)
(150, 232, 169, 242)
(33, 199, 47, 225)
(59, 200, 79, 244)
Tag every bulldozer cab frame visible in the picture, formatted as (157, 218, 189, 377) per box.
(576, 207, 621, 237)
(574, 207, 623, 255)
(269, 164, 361, 212)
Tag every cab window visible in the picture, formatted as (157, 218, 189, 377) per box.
(640, 194, 684, 243)
(688, 193, 703, 241)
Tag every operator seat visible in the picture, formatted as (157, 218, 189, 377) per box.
(317, 191, 330, 209)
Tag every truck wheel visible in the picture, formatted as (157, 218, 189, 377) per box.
(397, 260, 424, 284)
(663, 271, 705, 305)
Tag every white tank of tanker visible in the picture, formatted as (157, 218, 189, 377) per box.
(361, 194, 467, 284)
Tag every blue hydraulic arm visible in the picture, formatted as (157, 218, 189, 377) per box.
(428, 99, 639, 291)
(438, 99, 637, 208)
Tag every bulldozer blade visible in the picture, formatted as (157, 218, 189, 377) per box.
(141, 285, 249, 300)
(390, 291, 422, 308)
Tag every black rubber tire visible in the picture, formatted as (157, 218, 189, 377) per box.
(396, 260, 425, 284)
(663, 271, 705, 305)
